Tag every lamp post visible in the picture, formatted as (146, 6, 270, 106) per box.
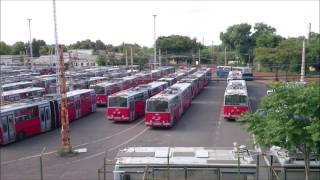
(27, 18, 34, 72)
(153, 14, 157, 70)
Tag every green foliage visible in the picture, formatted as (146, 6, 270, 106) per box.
(220, 23, 253, 64)
(95, 40, 106, 50)
(240, 83, 320, 153)
(0, 41, 11, 55)
(97, 54, 107, 66)
(11, 41, 27, 55)
(156, 35, 202, 54)
(254, 47, 277, 71)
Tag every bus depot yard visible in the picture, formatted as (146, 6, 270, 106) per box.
(0, 66, 319, 180)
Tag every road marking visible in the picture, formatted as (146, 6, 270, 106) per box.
(1, 119, 145, 166)
(71, 127, 148, 163)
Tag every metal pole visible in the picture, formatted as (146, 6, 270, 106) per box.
(212, 41, 214, 64)
(27, 19, 34, 72)
(300, 39, 305, 82)
(40, 147, 46, 180)
(224, 47, 227, 66)
(153, 15, 157, 70)
(256, 154, 260, 180)
(308, 23, 311, 45)
(159, 49, 161, 67)
(130, 47, 133, 73)
(52, 0, 60, 96)
(198, 48, 201, 66)
(125, 49, 128, 68)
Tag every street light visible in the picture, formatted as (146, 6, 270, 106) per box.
(153, 14, 157, 70)
(27, 18, 34, 72)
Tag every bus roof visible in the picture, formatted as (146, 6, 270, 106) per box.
(149, 87, 181, 101)
(0, 98, 49, 113)
(2, 81, 33, 88)
(93, 80, 122, 88)
(2, 87, 45, 96)
(116, 147, 256, 167)
(110, 88, 145, 98)
(67, 89, 95, 97)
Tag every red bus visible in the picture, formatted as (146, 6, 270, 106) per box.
(145, 87, 183, 127)
(145, 70, 209, 128)
(2, 87, 45, 102)
(0, 89, 96, 145)
(107, 81, 168, 122)
(90, 80, 123, 106)
(223, 80, 249, 120)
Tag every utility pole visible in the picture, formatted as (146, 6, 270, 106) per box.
(159, 49, 161, 67)
(52, 0, 60, 95)
(153, 14, 157, 70)
(125, 49, 128, 68)
(59, 45, 72, 154)
(308, 23, 311, 45)
(198, 48, 201, 66)
(224, 47, 227, 66)
(300, 38, 306, 82)
(211, 41, 214, 64)
(27, 18, 34, 72)
(130, 47, 133, 73)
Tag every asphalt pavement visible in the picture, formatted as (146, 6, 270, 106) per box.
(0, 81, 267, 180)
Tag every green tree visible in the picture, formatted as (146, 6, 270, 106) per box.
(11, 41, 27, 55)
(220, 23, 253, 64)
(95, 40, 106, 50)
(97, 54, 107, 66)
(0, 41, 11, 55)
(240, 83, 320, 180)
(254, 47, 277, 71)
(156, 35, 202, 54)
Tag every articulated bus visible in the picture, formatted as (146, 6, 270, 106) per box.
(107, 81, 168, 122)
(90, 80, 123, 106)
(0, 89, 96, 145)
(2, 87, 45, 102)
(2, 81, 33, 91)
(223, 80, 249, 120)
(145, 70, 209, 128)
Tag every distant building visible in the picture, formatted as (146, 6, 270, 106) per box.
(68, 49, 97, 68)
(0, 55, 27, 65)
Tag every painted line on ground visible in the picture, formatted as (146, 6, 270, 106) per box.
(1, 119, 144, 166)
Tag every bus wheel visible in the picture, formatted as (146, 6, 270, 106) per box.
(17, 132, 26, 141)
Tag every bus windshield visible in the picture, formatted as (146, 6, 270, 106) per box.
(146, 100, 169, 112)
(225, 95, 247, 106)
(108, 96, 128, 107)
(93, 86, 105, 95)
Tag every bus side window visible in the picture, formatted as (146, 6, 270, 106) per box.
(1, 116, 8, 132)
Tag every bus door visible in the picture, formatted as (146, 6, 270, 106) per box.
(75, 96, 81, 119)
(1, 114, 15, 144)
(91, 93, 96, 112)
(50, 100, 60, 128)
(39, 105, 52, 132)
(129, 99, 135, 120)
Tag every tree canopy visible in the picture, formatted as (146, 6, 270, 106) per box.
(156, 35, 202, 54)
(240, 83, 320, 180)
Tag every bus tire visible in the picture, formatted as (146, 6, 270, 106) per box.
(17, 132, 25, 141)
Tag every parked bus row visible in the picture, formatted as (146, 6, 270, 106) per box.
(223, 79, 249, 120)
(106, 68, 196, 122)
(0, 89, 96, 145)
(91, 67, 176, 106)
(216, 66, 253, 80)
(145, 68, 212, 128)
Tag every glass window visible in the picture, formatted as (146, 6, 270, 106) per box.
(1, 116, 8, 132)
(108, 96, 128, 108)
(92, 86, 105, 95)
(225, 95, 247, 106)
(146, 100, 169, 112)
